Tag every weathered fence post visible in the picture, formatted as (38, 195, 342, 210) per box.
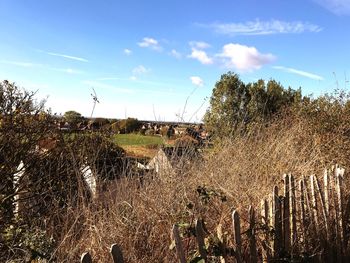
(248, 206, 258, 263)
(314, 175, 329, 238)
(81, 252, 92, 263)
(217, 224, 227, 263)
(310, 175, 319, 234)
(110, 244, 124, 263)
(273, 186, 282, 258)
(261, 199, 271, 262)
(172, 224, 186, 263)
(232, 210, 242, 263)
(195, 219, 207, 261)
(299, 179, 308, 252)
(283, 174, 290, 254)
(289, 174, 297, 255)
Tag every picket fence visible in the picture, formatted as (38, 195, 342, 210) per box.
(81, 166, 350, 262)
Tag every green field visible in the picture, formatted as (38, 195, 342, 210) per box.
(114, 133, 164, 146)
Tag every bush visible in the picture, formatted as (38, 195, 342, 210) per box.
(174, 135, 199, 148)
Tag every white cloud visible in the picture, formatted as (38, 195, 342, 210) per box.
(203, 19, 322, 36)
(190, 76, 204, 87)
(129, 76, 137, 81)
(188, 48, 213, 65)
(218, 43, 275, 72)
(132, 65, 149, 75)
(170, 49, 182, 59)
(52, 68, 84, 74)
(124, 49, 132, 55)
(39, 50, 89, 62)
(138, 37, 162, 51)
(83, 80, 134, 94)
(0, 60, 42, 68)
(273, 66, 324, 80)
(313, 0, 350, 15)
(189, 41, 211, 49)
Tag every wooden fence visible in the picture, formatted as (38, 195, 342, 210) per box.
(81, 166, 350, 262)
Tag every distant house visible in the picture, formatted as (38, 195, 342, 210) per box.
(146, 146, 200, 176)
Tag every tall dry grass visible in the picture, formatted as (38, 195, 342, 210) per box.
(50, 109, 350, 262)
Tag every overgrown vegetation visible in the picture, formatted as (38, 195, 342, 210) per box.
(2, 76, 350, 262)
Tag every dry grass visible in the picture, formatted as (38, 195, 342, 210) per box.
(50, 112, 350, 262)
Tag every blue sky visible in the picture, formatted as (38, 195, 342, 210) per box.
(1, 0, 350, 121)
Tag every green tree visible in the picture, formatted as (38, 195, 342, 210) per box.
(63, 110, 84, 128)
(118, 118, 140, 134)
(204, 72, 303, 137)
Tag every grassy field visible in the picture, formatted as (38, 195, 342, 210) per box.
(114, 134, 165, 158)
(114, 133, 164, 146)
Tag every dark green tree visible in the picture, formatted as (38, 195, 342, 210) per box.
(204, 72, 303, 137)
(63, 110, 84, 128)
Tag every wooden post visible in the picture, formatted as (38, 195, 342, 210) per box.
(310, 175, 319, 234)
(248, 206, 258, 263)
(283, 174, 290, 253)
(232, 210, 242, 263)
(289, 174, 297, 254)
(195, 219, 207, 261)
(273, 186, 282, 258)
(314, 175, 329, 238)
(217, 224, 227, 263)
(261, 199, 271, 262)
(324, 169, 330, 217)
(81, 252, 92, 263)
(110, 244, 124, 263)
(336, 171, 344, 252)
(299, 179, 308, 252)
(172, 224, 186, 263)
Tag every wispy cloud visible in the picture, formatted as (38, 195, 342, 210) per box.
(38, 50, 89, 62)
(190, 76, 204, 87)
(273, 66, 324, 80)
(138, 37, 162, 51)
(188, 49, 213, 65)
(201, 19, 322, 36)
(313, 0, 350, 15)
(52, 68, 85, 74)
(170, 49, 182, 59)
(189, 41, 211, 49)
(218, 43, 275, 72)
(130, 65, 150, 80)
(132, 65, 149, 75)
(124, 49, 132, 55)
(0, 60, 42, 68)
(83, 80, 134, 94)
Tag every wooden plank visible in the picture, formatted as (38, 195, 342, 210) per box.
(261, 199, 271, 263)
(81, 252, 92, 263)
(336, 171, 345, 252)
(216, 224, 227, 263)
(110, 244, 124, 263)
(172, 224, 186, 263)
(232, 210, 242, 263)
(324, 169, 330, 217)
(314, 175, 329, 238)
(195, 219, 207, 261)
(299, 179, 308, 252)
(248, 206, 258, 263)
(283, 174, 290, 253)
(289, 174, 297, 254)
(310, 175, 319, 234)
(273, 186, 282, 258)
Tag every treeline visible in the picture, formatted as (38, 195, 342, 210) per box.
(62, 110, 141, 133)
